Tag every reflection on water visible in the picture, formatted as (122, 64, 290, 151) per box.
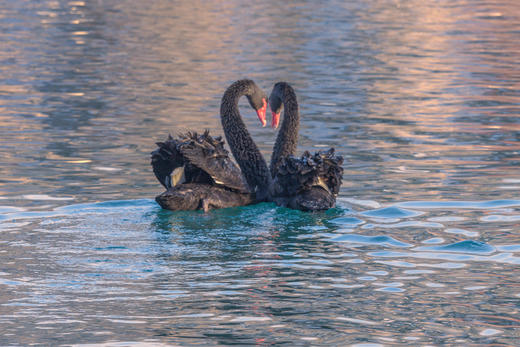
(0, 0, 519, 345)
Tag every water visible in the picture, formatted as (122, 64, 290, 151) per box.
(1, 0, 519, 345)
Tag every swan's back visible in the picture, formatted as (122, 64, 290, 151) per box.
(151, 130, 252, 193)
(272, 149, 344, 210)
(179, 131, 252, 193)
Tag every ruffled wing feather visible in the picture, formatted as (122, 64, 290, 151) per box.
(151, 130, 252, 193)
(150, 134, 184, 189)
(273, 148, 344, 197)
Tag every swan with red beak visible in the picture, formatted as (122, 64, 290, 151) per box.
(245, 86, 268, 127)
(267, 81, 343, 211)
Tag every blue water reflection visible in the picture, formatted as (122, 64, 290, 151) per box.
(1, 197, 520, 345)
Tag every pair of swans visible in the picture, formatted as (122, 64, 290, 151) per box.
(151, 80, 343, 212)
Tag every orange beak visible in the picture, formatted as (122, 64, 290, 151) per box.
(256, 99, 267, 127)
(271, 111, 281, 129)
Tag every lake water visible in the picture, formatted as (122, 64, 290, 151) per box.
(1, 0, 519, 345)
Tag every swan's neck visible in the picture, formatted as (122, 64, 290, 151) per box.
(220, 81, 271, 200)
(270, 85, 299, 177)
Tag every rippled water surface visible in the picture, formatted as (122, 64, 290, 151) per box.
(1, 0, 520, 345)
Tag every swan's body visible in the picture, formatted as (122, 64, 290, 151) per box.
(155, 183, 255, 211)
(152, 131, 255, 211)
(271, 148, 343, 211)
(151, 80, 270, 212)
(269, 82, 343, 211)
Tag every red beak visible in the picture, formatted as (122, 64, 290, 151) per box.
(256, 99, 267, 127)
(271, 111, 281, 129)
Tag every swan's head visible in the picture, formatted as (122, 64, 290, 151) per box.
(269, 82, 285, 130)
(246, 88, 268, 127)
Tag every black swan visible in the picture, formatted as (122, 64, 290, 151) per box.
(268, 82, 344, 211)
(151, 79, 271, 211)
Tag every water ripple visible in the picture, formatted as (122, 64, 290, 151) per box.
(329, 234, 412, 248)
(414, 240, 496, 254)
(1, 0, 520, 344)
(396, 200, 520, 210)
(361, 206, 423, 219)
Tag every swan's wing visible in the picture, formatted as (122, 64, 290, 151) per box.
(178, 131, 253, 193)
(315, 148, 344, 195)
(151, 135, 184, 189)
(273, 148, 344, 197)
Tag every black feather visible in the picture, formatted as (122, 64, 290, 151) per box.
(271, 149, 343, 210)
(151, 130, 251, 193)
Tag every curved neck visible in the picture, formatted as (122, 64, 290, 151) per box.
(220, 80, 271, 200)
(270, 83, 300, 177)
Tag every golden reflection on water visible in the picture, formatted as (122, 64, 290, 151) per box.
(337, 0, 520, 201)
(363, 0, 520, 127)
